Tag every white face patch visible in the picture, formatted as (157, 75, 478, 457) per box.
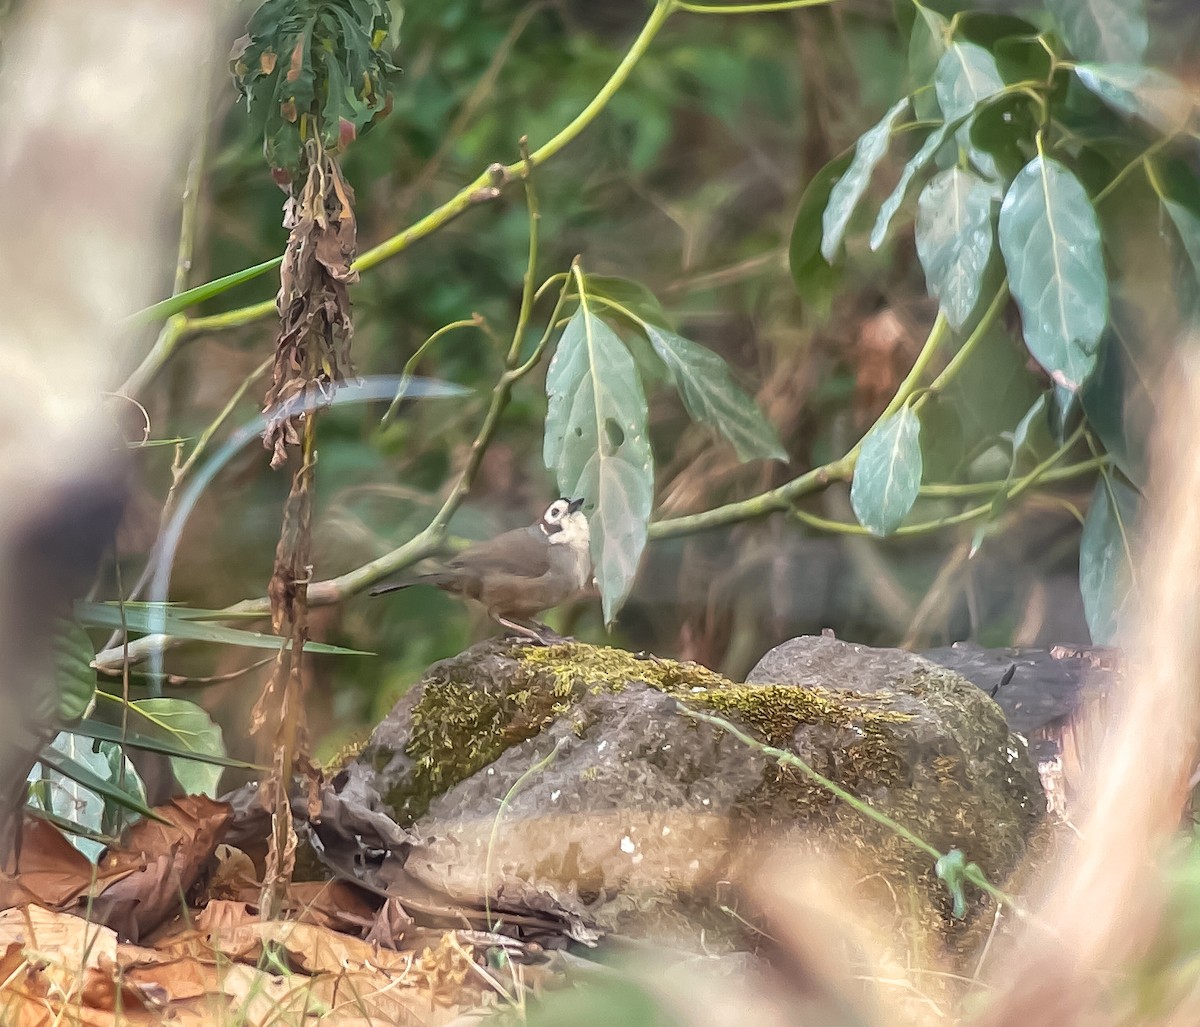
(547, 510, 589, 547)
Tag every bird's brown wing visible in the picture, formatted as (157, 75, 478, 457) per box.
(448, 525, 552, 581)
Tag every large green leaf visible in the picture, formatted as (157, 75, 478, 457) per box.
(642, 325, 786, 463)
(1079, 476, 1139, 644)
(790, 150, 853, 316)
(1046, 0, 1147, 63)
(127, 698, 227, 797)
(821, 98, 911, 262)
(851, 407, 923, 536)
(76, 601, 372, 656)
(544, 304, 653, 624)
(915, 168, 997, 330)
(1075, 64, 1196, 137)
(578, 275, 671, 328)
(998, 157, 1109, 391)
(54, 619, 96, 723)
(934, 42, 1006, 181)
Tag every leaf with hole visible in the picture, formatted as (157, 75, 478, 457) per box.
(821, 98, 910, 262)
(544, 304, 653, 624)
(915, 168, 996, 329)
(851, 407, 923, 535)
(1047, 0, 1147, 63)
(1079, 476, 1138, 644)
(998, 157, 1108, 391)
(642, 325, 786, 463)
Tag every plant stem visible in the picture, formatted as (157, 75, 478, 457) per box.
(676, 0, 837, 11)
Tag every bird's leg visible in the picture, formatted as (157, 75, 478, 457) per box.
(494, 615, 569, 646)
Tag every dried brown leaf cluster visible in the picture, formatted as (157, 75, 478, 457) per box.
(262, 139, 359, 471)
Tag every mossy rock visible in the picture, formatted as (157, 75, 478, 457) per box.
(350, 636, 1041, 945)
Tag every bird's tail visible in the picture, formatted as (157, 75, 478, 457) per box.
(368, 572, 454, 597)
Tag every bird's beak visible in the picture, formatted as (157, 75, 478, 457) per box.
(568, 497, 585, 513)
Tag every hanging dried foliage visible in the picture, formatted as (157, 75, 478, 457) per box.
(261, 138, 359, 469)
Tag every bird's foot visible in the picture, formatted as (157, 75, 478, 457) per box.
(495, 616, 570, 646)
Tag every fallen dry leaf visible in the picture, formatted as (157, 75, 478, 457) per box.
(0, 818, 130, 912)
(91, 795, 232, 941)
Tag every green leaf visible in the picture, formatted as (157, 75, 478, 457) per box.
(36, 734, 159, 830)
(998, 157, 1109, 391)
(908, 4, 949, 119)
(75, 601, 373, 656)
(1075, 64, 1196, 136)
(821, 98, 911, 262)
(1079, 475, 1138, 644)
(74, 717, 259, 770)
(1007, 393, 1050, 473)
(127, 698, 227, 797)
(851, 407, 923, 535)
(642, 325, 786, 463)
(789, 149, 853, 317)
(935, 848, 970, 919)
(915, 168, 997, 330)
(934, 42, 1006, 180)
(544, 304, 653, 624)
(129, 256, 283, 325)
(1046, 0, 1148, 63)
(54, 619, 96, 723)
(579, 275, 671, 328)
(28, 732, 142, 860)
(869, 121, 950, 251)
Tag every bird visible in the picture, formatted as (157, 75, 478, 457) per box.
(369, 497, 591, 643)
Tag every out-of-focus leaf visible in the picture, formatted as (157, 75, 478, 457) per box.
(915, 168, 997, 329)
(1079, 475, 1139, 643)
(642, 325, 786, 462)
(1075, 64, 1196, 136)
(934, 42, 1006, 180)
(544, 304, 653, 624)
(126, 698, 227, 797)
(75, 601, 372, 656)
(851, 407, 923, 535)
(821, 98, 910, 262)
(869, 121, 950, 251)
(790, 149, 853, 316)
(1047, 0, 1148, 63)
(998, 156, 1108, 391)
(54, 619, 96, 723)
